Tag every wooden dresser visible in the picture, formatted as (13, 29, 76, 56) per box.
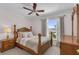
(0, 38, 15, 52)
(60, 37, 79, 55)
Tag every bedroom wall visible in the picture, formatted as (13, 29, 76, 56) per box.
(64, 12, 72, 36)
(29, 10, 74, 36)
(41, 19, 48, 36)
(64, 11, 77, 36)
(0, 9, 31, 33)
(47, 9, 77, 36)
(29, 18, 47, 35)
(2, 8, 73, 36)
(29, 18, 42, 35)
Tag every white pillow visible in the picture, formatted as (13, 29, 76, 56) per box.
(18, 32, 27, 38)
(18, 32, 33, 38)
(22, 32, 28, 38)
(27, 32, 33, 38)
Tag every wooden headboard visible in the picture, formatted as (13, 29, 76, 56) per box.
(17, 27, 32, 32)
(13, 24, 32, 40)
(14, 24, 32, 32)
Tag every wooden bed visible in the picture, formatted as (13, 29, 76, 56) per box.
(14, 25, 53, 55)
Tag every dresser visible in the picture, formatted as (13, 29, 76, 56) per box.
(0, 38, 15, 52)
(60, 37, 79, 55)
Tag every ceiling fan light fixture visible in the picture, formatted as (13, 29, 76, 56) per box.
(23, 3, 44, 16)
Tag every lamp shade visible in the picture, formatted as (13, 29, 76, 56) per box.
(3, 25, 11, 33)
(4, 28, 11, 33)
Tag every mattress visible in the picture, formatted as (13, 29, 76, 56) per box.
(16, 36, 50, 53)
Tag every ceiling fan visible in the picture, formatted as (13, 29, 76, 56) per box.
(23, 3, 44, 16)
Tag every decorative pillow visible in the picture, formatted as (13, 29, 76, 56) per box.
(27, 32, 33, 38)
(18, 32, 33, 38)
(22, 32, 28, 38)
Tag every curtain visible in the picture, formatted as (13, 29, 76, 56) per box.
(60, 16, 65, 39)
(41, 19, 47, 36)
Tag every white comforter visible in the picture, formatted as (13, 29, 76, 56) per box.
(16, 36, 50, 52)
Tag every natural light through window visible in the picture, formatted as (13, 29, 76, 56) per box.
(48, 19, 57, 29)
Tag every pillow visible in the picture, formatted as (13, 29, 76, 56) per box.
(18, 32, 28, 38)
(27, 32, 33, 38)
(22, 32, 28, 38)
(18, 32, 33, 38)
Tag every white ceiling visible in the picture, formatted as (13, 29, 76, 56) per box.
(0, 3, 74, 18)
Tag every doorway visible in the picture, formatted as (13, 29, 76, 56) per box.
(47, 18, 60, 46)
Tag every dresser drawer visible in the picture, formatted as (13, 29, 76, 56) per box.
(1, 39, 15, 52)
(9, 40, 14, 44)
(3, 44, 9, 50)
(2, 40, 9, 45)
(60, 42, 79, 55)
(9, 40, 15, 47)
(9, 43, 15, 48)
(72, 45, 79, 55)
(60, 49, 74, 55)
(60, 43, 74, 55)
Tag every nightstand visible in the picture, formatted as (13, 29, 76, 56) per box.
(1, 38, 15, 52)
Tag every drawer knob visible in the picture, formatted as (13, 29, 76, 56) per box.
(76, 49, 79, 54)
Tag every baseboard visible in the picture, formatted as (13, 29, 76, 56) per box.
(63, 35, 77, 38)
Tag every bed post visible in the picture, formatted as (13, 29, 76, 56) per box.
(14, 24, 17, 41)
(38, 33, 41, 54)
(30, 26, 32, 31)
(50, 32, 53, 46)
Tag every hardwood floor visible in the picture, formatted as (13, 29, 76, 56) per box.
(0, 46, 60, 55)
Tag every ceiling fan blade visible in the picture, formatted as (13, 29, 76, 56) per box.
(36, 13, 39, 16)
(28, 11, 33, 15)
(23, 7, 33, 11)
(37, 10, 44, 12)
(33, 3, 37, 11)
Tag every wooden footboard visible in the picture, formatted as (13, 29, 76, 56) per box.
(16, 41, 51, 55)
(37, 41, 51, 55)
(37, 32, 53, 54)
(16, 43, 37, 55)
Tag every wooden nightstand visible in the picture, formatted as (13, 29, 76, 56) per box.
(1, 38, 15, 52)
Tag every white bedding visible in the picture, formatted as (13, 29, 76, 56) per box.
(16, 36, 50, 53)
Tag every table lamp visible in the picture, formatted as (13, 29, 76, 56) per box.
(3, 25, 11, 39)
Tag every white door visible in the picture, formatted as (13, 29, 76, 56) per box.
(56, 18, 61, 46)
